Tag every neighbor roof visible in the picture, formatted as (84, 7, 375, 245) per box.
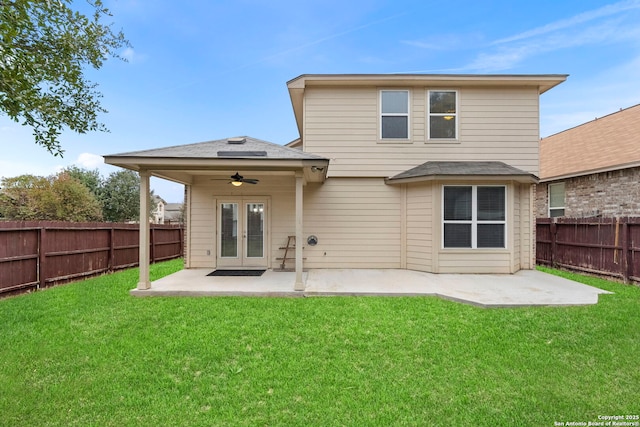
(540, 104, 640, 181)
(386, 161, 538, 184)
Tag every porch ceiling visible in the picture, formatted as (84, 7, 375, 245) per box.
(103, 160, 329, 185)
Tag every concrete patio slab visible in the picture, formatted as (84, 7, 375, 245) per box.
(131, 268, 612, 307)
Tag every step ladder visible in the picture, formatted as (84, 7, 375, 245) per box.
(276, 236, 305, 270)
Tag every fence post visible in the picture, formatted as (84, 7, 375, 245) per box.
(38, 227, 46, 290)
(621, 220, 630, 284)
(109, 228, 115, 273)
(150, 226, 155, 264)
(550, 220, 557, 267)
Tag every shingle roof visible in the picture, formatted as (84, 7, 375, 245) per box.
(106, 136, 326, 161)
(387, 161, 537, 182)
(540, 104, 640, 181)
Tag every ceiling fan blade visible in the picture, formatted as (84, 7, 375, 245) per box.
(210, 173, 258, 184)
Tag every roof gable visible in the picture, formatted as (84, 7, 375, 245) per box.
(540, 104, 640, 181)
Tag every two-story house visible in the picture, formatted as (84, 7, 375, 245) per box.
(104, 73, 566, 290)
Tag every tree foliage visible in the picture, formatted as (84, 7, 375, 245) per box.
(63, 165, 102, 198)
(0, 172, 103, 221)
(0, 0, 129, 156)
(100, 169, 139, 222)
(0, 174, 48, 220)
(0, 168, 165, 222)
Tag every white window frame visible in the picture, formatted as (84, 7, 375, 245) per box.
(442, 185, 507, 249)
(548, 182, 565, 218)
(428, 90, 458, 140)
(379, 89, 410, 140)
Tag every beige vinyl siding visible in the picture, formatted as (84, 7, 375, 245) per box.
(303, 178, 402, 268)
(438, 251, 512, 273)
(187, 175, 403, 270)
(183, 185, 191, 268)
(188, 184, 216, 267)
(519, 184, 535, 269)
(513, 183, 522, 272)
(405, 182, 433, 271)
(460, 88, 540, 175)
(304, 86, 540, 177)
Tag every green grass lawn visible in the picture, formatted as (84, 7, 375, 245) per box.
(1, 261, 638, 426)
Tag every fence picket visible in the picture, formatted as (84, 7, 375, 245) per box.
(536, 217, 640, 284)
(0, 221, 184, 296)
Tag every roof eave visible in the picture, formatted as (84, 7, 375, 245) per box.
(540, 161, 640, 182)
(385, 174, 539, 185)
(104, 156, 328, 169)
(287, 73, 568, 93)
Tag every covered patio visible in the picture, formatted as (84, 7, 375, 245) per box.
(130, 268, 611, 307)
(104, 136, 330, 292)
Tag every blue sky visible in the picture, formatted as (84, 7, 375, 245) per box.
(2, 0, 640, 202)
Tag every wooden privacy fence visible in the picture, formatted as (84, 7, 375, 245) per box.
(536, 217, 640, 283)
(0, 221, 184, 295)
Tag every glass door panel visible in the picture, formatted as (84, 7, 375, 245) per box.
(246, 203, 264, 258)
(220, 203, 238, 258)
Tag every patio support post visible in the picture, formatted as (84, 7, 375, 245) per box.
(138, 170, 151, 290)
(294, 171, 304, 291)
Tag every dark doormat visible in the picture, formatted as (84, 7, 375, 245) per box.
(207, 270, 266, 277)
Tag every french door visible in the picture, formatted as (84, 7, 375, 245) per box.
(217, 199, 267, 268)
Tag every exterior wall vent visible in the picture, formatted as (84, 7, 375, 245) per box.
(227, 137, 246, 144)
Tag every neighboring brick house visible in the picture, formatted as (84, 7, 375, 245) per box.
(536, 104, 640, 218)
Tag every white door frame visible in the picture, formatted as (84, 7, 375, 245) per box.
(216, 197, 269, 269)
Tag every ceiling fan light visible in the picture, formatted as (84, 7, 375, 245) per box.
(231, 181, 243, 187)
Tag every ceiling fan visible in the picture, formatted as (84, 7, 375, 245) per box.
(212, 172, 259, 186)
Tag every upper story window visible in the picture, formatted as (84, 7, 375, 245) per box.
(443, 185, 506, 249)
(429, 90, 457, 139)
(380, 90, 409, 139)
(548, 182, 565, 218)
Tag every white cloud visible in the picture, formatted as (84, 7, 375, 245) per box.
(73, 152, 120, 177)
(121, 47, 147, 63)
(463, 8, 640, 72)
(76, 153, 105, 169)
(492, 0, 640, 45)
(402, 33, 484, 52)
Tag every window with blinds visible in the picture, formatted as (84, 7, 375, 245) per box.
(443, 185, 506, 248)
